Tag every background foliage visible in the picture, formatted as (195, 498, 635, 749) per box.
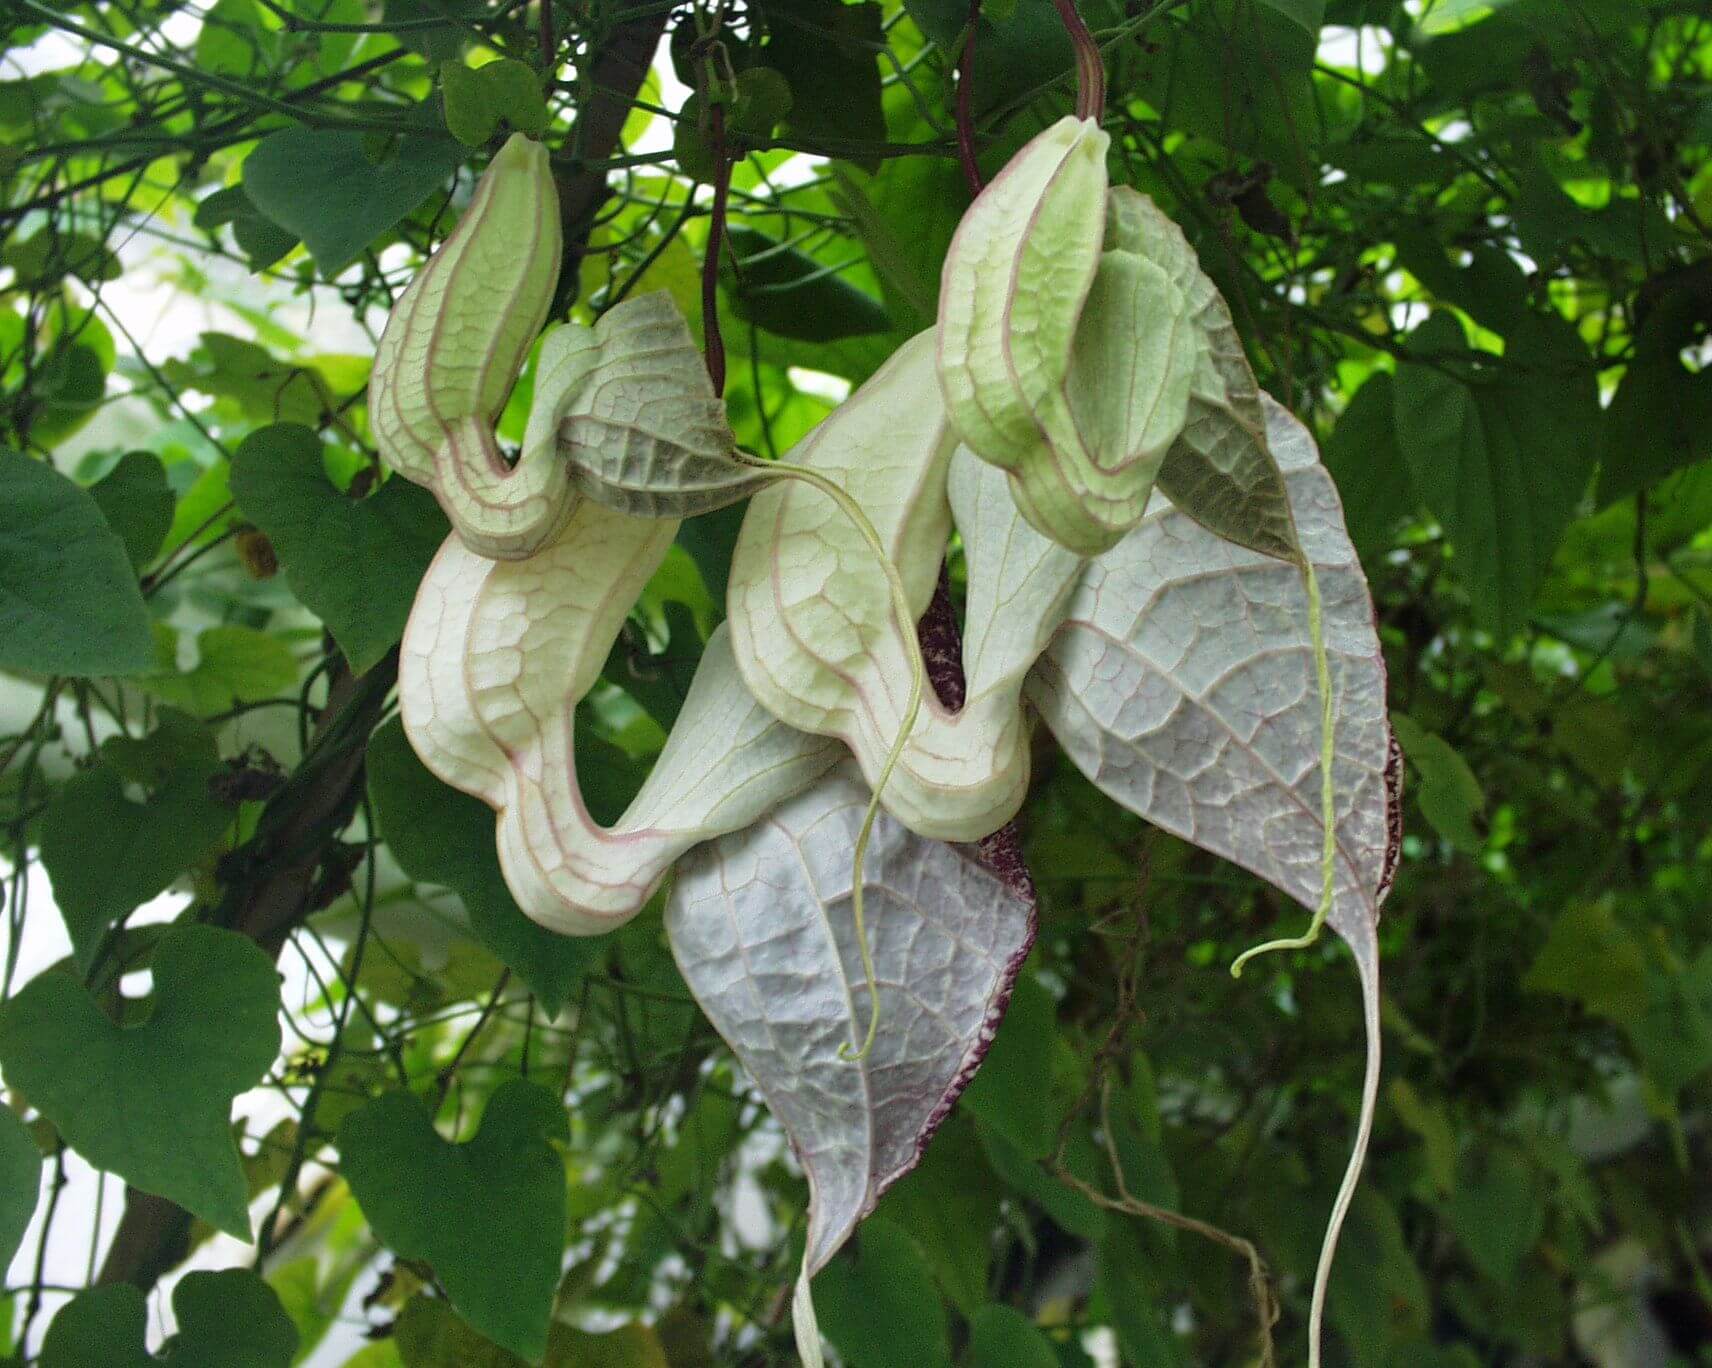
(2, 0, 1711, 1364)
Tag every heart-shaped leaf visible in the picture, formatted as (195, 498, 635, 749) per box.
(0, 1104, 40, 1271)
(0, 925, 281, 1237)
(242, 129, 464, 276)
(968, 1305, 1059, 1368)
(134, 623, 298, 716)
(40, 1268, 297, 1367)
(666, 765, 1035, 1366)
(88, 451, 173, 569)
(1029, 394, 1396, 1346)
(400, 501, 838, 934)
(39, 712, 230, 970)
(0, 452, 156, 677)
(339, 1080, 567, 1361)
(230, 423, 447, 673)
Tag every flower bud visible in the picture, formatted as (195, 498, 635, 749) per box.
(370, 133, 566, 559)
(937, 115, 1200, 556)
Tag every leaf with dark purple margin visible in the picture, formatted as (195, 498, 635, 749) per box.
(665, 764, 1035, 1367)
(1030, 394, 1397, 1351)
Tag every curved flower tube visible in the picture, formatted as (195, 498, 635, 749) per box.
(727, 333, 1084, 844)
(400, 498, 839, 934)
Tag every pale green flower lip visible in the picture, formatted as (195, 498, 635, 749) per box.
(369, 131, 568, 561)
(937, 114, 1208, 558)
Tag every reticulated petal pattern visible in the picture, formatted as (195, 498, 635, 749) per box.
(1031, 395, 1392, 943)
(665, 765, 1035, 1361)
(399, 499, 839, 934)
(728, 334, 1084, 843)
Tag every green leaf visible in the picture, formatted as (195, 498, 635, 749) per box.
(1627, 948, 1712, 1100)
(1597, 357, 1712, 503)
(903, 0, 1075, 116)
(194, 0, 275, 76)
(229, 423, 447, 673)
(231, 212, 299, 271)
(1522, 901, 1648, 1021)
(1389, 1079, 1458, 1195)
(545, 1326, 669, 1368)
(722, 225, 892, 341)
(1138, 1, 1321, 183)
(1389, 713, 1485, 854)
(392, 1298, 668, 1368)
(40, 714, 230, 970)
(1446, 1147, 1543, 1285)
(1256, 0, 1325, 33)
(873, 1114, 999, 1316)
(40, 1269, 297, 1368)
(3, 230, 120, 288)
(1323, 373, 1415, 560)
(1414, 0, 1522, 37)
(0, 925, 282, 1237)
(815, 1218, 952, 1368)
(194, 186, 298, 269)
(960, 973, 1058, 1158)
(0, 453, 155, 677)
(0, 1105, 40, 1272)
(101, 707, 219, 786)
(1393, 313, 1597, 638)
(729, 66, 792, 137)
(366, 718, 599, 1016)
(162, 332, 337, 429)
(477, 58, 549, 137)
(976, 1115, 1105, 1240)
(339, 1081, 569, 1361)
(969, 1306, 1059, 1368)
(1095, 1223, 1187, 1368)
(382, 0, 489, 60)
(1324, 1188, 1430, 1364)
(243, 130, 464, 275)
(393, 1298, 518, 1367)
(828, 165, 941, 327)
(441, 60, 500, 146)
(88, 451, 174, 570)
(760, 0, 886, 164)
(136, 624, 298, 715)
(671, 96, 719, 183)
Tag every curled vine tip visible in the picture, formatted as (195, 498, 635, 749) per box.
(1229, 913, 1329, 979)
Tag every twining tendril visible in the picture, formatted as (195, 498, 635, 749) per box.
(733, 452, 926, 1063)
(1230, 556, 1338, 976)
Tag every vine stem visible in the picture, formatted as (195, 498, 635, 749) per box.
(1051, 0, 1106, 122)
(1230, 558, 1337, 975)
(954, 0, 983, 196)
(701, 102, 732, 396)
(733, 454, 925, 1063)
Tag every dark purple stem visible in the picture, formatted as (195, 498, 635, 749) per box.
(1051, 0, 1105, 123)
(701, 102, 731, 396)
(916, 572, 1038, 903)
(954, 0, 983, 197)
